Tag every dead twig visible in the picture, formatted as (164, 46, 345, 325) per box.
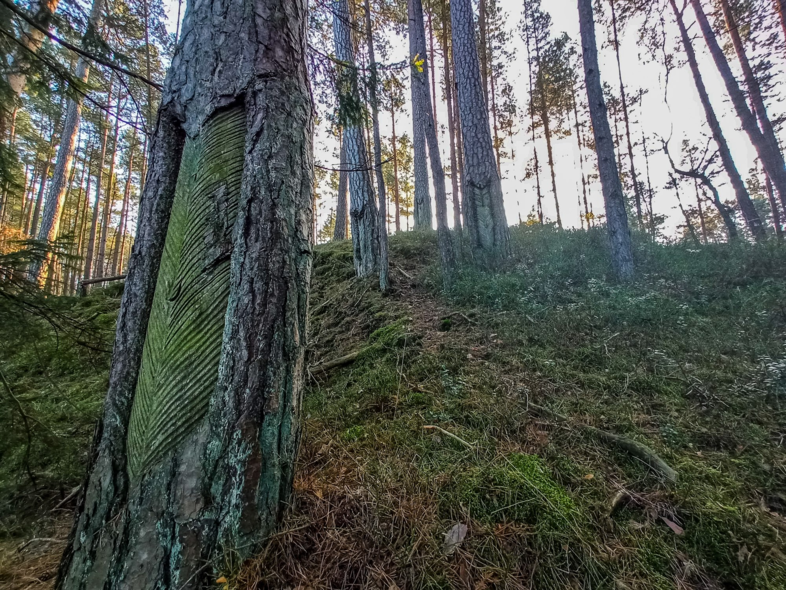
(423, 425, 475, 449)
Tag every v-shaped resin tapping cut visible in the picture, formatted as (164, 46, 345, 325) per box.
(127, 105, 246, 479)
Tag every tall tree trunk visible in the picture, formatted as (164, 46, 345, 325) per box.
(333, 133, 348, 240)
(765, 169, 784, 239)
(364, 0, 390, 291)
(536, 68, 562, 228)
(573, 90, 591, 229)
(333, 0, 380, 277)
(29, 122, 55, 237)
(450, 0, 509, 260)
(96, 99, 122, 279)
(671, 174, 701, 244)
(523, 8, 544, 224)
(775, 0, 786, 51)
(670, 0, 762, 241)
(478, 0, 489, 101)
(641, 127, 655, 235)
(578, 0, 634, 280)
(56, 0, 312, 583)
(489, 51, 501, 175)
(427, 3, 438, 127)
(71, 150, 94, 294)
(609, 0, 643, 228)
(83, 80, 113, 283)
(688, 150, 708, 243)
(441, 0, 461, 231)
(112, 128, 136, 276)
(409, 0, 433, 230)
(720, 0, 786, 217)
(690, 0, 770, 240)
(390, 110, 401, 233)
(30, 0, 105, 284)
(409, 0, 455, 279)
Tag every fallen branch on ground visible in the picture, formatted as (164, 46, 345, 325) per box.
(528, 403, 678, 483)
(423, 425, 475, 449)
(309, 348, 368, 375)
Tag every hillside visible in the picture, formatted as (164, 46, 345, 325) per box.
(2, 226, 786, 589)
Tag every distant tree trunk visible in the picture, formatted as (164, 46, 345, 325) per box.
(333, 0, 380, 277)
(112, 128, 137, 276)
(409, 0, 433, 230)
(670, 0, 762, 241)
(775, 0, 786, 52)
(765, 170, 784, 239)
(523, 11, 544, 224)
(535, 61, 562, 228)
(410, 0, 455, 279)
(441, 0, 461, 231)
(56, 0, 313, 584)
(671, 174, 701, 245)
(29, 148, 52, 237)
(720, 0, 786, 218)
(364, 0, 390, 291)
(390, 107, 401, 233)
(450, 0, 509, 260)
(578, 0, 634, 280)
(690, 0, 770, 240)
(83, 80, 113, 283)
(96, 100, 122, 279)
(572, 90, 591, 229)
(333, 133, 348, 240)
(609, 0, 643, 228)
(71, 151, 94, 293)
(427, 3, 438, 126)
(30, 0, 105, 284)
(641, 128, 655, 234)
(687, 150, 708, 243)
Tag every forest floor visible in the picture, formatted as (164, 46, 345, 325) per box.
(1, 226, 786, 589)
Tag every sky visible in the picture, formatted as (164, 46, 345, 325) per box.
(163, 0, 782, 238)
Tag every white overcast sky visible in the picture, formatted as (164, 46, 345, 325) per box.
(164, 0, 782, 237)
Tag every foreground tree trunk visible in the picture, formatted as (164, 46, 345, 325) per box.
(450, 0, 509, 261)
(578, 0, 634, 280)
(333, 0, 380, 276)
(409, 0, 433, 230)
(441, 0, 461, 231)
(55, 0, 313, 584)
(333, 134, 348, 241)
(670, 0, 760, 241)
(690, 0, 770, 240)
(410, 0, 455, 278)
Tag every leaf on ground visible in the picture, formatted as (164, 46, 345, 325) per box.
(443, 523, 468, 555)
(660, 515, 684, 535)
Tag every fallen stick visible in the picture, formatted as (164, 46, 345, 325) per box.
(423, 425, 475, 449)
(528, 403, 678, 483)
(309, 348, 367, 375)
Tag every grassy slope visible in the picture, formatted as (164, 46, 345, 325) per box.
(2, 226, 786, 589)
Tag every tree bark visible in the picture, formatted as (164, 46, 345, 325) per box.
(333, 0, 380, 277)
(572, 90, 591, 229)
(670, 0, 760, 241)
(440, 0, 461, 231)
(30, 0, 105, 284)
(56, 0, 313, 583)
(112, 127, 137, 276)
(578, 0, 634, 280)
(690, 0, 770, 240)
(523, 11, 544, 224)
(96, 99, 122, 279)
(363, 0, 390, 291)
(409, 0, 433, 230)
(535, 58, 562, 228)
(409, 0, 455, 279)
(450, 0, 509, 260)
(333, 133, 348, 240)
(609, 0, 643, 228)
(83, 79, 113, 283)
(390, 109, 401, 233)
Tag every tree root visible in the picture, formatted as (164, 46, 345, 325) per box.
(528, 403, 678, 483)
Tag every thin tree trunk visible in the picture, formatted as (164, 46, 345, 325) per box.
(97, 97, 122, 279)
(56, 0, 312, 581)
(670, 0, 761, 241)
(364, 0, 390, 291)
(83, 79, 113, 283)
(29, 145, 53, 237)
(671, 174, 701, 244)
(450, 0, 509, 260)
(112, 127, 136, 276)
(523, 8, 544, 224)
(765, 170, 784, 239)
(775, 0, 786, 52)
(609, 0, 643, 228)
(573, 90, 591, 229)
(71, 150, 94, 293)
(427, 2, 438, 127)
(578, 0, 634, 279)
(641, 127, 655, 235)
(30, 0, 105, 284)
(441, 0, 461, 231)
(333, 133, 348, 240)
(409, 0, 455, 279)
(537, 69, 562, 228)
(688, 150, 708, 243)
(690, 0, 769, 240)
(333, 0, 380, 276)
(390, 110, 401, 233)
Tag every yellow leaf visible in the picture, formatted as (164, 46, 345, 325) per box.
(216, 577, 227, 584)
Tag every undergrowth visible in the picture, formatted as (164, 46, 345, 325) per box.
(2, 225, 785, 589)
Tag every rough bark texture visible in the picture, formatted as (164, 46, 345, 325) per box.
(409, 0, 433, 231)
(720, 0, 786, 217)
(364, 0, 390, 291)
(578, 0, 634, 280)
(690, 0, 769, 240)
(333, 0, 380, 277)
(333, 134, 348, 241)
(56, 0, 313, 584)
(669, 0, 753, 241)
(410, 0, 455, 278)
(450, 0, 509, 261)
